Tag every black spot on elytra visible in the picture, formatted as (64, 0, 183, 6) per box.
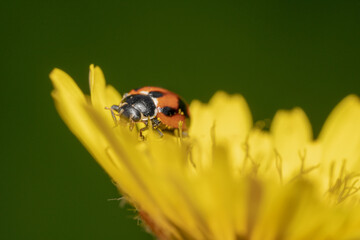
(178, 98, 189, 117)
(160, 106, 177, 117)
(148, 91, 164, 98)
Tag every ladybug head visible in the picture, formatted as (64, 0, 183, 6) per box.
(109, 94, 157, 125)
(110, 104, 141, 122)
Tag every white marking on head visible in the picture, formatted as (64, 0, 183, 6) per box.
(139, 96, 158, 121)
(151, 97, 159, 106)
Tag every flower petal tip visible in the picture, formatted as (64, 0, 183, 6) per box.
(49, 68, 66, 83)
(343, 94, 360, 105)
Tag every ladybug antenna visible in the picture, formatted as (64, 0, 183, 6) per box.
(118, 108, 124, 119)
(116, 108, 124, 125)
(105, 105, 121, 126)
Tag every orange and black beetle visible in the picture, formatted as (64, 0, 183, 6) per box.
(108, 87, 190, 137)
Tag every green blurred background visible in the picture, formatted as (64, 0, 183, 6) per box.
(2, 0, 360, 239)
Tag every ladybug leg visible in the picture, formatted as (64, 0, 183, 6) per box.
(129, 120, 136, 131)
(155, 129, 164, 138)
(151, 118, 161, 129)
(151, 118, 163, 138)
(139, 126, 148, 139)
(140, 126, 163, 138)
(138, 119, 149, 139)
(138, 119, 164, 139)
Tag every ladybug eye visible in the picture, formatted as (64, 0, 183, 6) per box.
(148, 91, 164, 98)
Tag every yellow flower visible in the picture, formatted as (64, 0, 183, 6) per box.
(50, 65, 360, 240)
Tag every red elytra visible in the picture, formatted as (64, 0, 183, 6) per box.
(128, 86, 190, 130)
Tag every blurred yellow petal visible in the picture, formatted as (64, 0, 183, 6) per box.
(89, 64, 122, 109)
(246, 128, 273, 176)
(50, 68, 86, 103)
(105, 84, 122, 107)
(189, 92, 252, 172)
(271, 108, 318, 181)
(188, 99, 214, 169)
(319, 95, 360, 169)
(89, 64, 106, 109)
(51, 66, 360, 240)
(209, 91, 252, 142)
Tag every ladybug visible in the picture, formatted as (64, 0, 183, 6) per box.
(108, 87, 190, 137)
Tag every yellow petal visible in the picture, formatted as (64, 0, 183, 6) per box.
(89, 64, 122, 125)
(246, 129, 274, 176)
(105, 85, 122, 107)
(50, 68, 86, 103)
(51, 68, 165, 227)
(188, 100, 214, 169)
(270, 108, 314, 180)
(189, 91, 253, 172)
(51, 66, 360, 240)
(209, 91, 252, 142)
(318, 95, 360, 170)
(89, 64, 106, 110)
